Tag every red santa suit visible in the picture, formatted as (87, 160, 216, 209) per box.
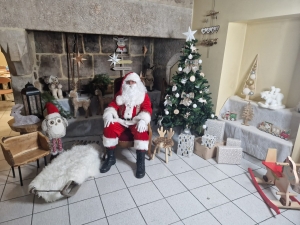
(103, 72, 152, 150)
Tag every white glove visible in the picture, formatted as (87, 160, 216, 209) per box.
(111, 110, 119, 119)
(104, 114, 114, 128)
(136, 120, 147, 133)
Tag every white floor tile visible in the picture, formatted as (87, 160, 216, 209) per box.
(95, 174, 126, 195)
(0, 169, 9, 185)
(129, 182, 163, 206)
(166, 191, 206, 219)
(182, 211, 221, 225)
(7, 165, 37, 183)
(191, 184, 230, 209)
(207, 158, 217, 165)
(0, 195, 34, 223)
(214, 164, 246, 177)
(115, 148, 135, 159)
(209, 202, 255, 225)
(176, 170, 209, 190)
(101, 189, 136, 216)
(69, 196, 105, 225)
(139, 199, 180, 225)
(115, 157, 136, 172)
(0, 215, 32, 225)
(232, 173, 271, 193)
(33, 196, 68, 214)
(155, 149, 181, 162)
(243, 153, 263, 168)
(1, 179, 32, 201)
(196, 165, 228, 183)
(0, 159, 11, 172)
(259, 214, 294, 225)
(181, 154, 211, 169)
(68, 179, 99, 204)
(146, 163, 173, 180)
(145, 156, 163, 167)
(212, 178, 251, 200)
(281, 209, 300, 224)
(86, 218, 108, 225)
(107, 207, 146, 225)
(32, 205, 69, 225)
(94, 165, 119, 178)
(253, 186, 281, 203)
(238, 158, 261, 171)
(153, 176, 187, 197)
(120, 170, 151, 187)
(163, 159, 193, 175)
(233, 194, 275, 223)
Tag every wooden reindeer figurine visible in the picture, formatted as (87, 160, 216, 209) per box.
(69, 89, 92, 118)
(152, 127, 174, 163)
(95, 89, 113, 115)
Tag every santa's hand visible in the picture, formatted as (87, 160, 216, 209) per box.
(136, 120, 147, 133)
(111, 110, 119, 119)
(104, 115, 114, 127)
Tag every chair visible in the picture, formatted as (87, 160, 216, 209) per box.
(0, 77, 13, 100)
(113, 77, 153, 157)
(0, 131, 50, 186)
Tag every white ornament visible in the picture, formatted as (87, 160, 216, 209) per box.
(258, 86, 285, 110)
(178, 67, 183, 72)
(190, 76, 195, 82)
(198, 59, 202, 64)
(165, 110, 169, 115)
(183, 26, 197, 42)
(198, 98, 207, 104)
(193, 104, 197, 108)
(211, 114, 215, 118)
(195, 85, 200, 89)
(108, 53, 120, 66)
(174, 109, 179, 114)
(250, 74, 256, 80)
(181, 78, 187, 84)
(200, 72, 205, 77)
(188, 54, 193, 59)
(190, 44, 197, 52)
(204, 88, 209, 93)
(172, 85, 177, 91)
(175, 93, 180, 98)
(203, 124, 207, 129)
(199, 90, 202, 93)
(243, 87, 251, 95)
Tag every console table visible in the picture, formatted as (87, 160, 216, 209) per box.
(219, 96, 300, 162)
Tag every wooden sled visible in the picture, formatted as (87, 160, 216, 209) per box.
(248, 148, 300, 214)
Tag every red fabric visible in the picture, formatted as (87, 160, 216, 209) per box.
(45, 102, 59, 115)
(262, 161, 283, 177)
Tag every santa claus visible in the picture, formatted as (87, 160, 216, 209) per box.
(101, 72, 152, 178)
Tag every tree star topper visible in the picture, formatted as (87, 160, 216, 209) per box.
(108, 53, 121, 66)
(72, 52, 86, 67)
(183, 27, 197, 42)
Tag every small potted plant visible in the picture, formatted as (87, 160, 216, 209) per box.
(88, 74, 111, 96)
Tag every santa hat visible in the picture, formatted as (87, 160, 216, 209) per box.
(45, 102, 60, 119)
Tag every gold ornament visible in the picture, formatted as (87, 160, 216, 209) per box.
(246, 80, 254, 86)
(249, 84, 255, 90)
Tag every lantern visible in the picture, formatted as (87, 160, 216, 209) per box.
(21, 82, 43, 118)
(177, 127, 195, 157)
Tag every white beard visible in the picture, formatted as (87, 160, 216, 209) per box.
(122, 82, 146, 106)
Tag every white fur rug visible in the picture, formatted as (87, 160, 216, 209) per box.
(29, 143, 101, 202)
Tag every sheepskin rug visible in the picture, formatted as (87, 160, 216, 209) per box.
(29, 143, 101, 202)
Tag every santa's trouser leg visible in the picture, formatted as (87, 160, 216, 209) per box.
(101, 122, 126, 173)
(50, 139, 58, 162)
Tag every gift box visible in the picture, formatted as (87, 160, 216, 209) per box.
(226, 138, 241, 147)
(177, 133, 195, 157)
(205, 119, 225, 143)
(201, 133, 217, 149)
(194, 137, 224, 160)
(216, 146, 242, 164)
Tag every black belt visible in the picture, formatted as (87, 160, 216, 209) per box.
(123, 118, 132, 121)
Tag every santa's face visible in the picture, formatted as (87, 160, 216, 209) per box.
(121, 79, 146, 106)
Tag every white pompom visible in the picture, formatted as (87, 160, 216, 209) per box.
(211, 114, 215, 118)
(250, 74, 256, 80)
(203, 124, 207, 129)
(165, 110, 169, 115)
(199, 59, 202, 64)
(188, 54, 193, 59)
(178, 67, 182, 72)
(193, 104, 197, 108)
(175, 93, 179, 98)
(174, 109, 179, 114)
(243, 87, 251, 95)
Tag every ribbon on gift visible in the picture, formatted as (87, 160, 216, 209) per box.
(180, 92, 194, 106)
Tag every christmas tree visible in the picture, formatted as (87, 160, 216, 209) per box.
(160, 27, 215, 134)
(242, 102, 254, 126)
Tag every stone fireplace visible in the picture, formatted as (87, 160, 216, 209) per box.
(0, 0, 193, 105)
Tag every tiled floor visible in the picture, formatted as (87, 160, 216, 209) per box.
(0, 101, 299, 225)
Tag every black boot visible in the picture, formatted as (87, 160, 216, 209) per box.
(136, 150, 146, 179)
(100, 149, 116, 173)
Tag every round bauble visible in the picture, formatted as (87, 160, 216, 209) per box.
(174, 109, 179, 114)
(199, 90, 203, 94)
(204, 88, 209, 93)
(193, 104, 197, 108)
(250, 74, 256, 80)
(190, 75, 195, 82)
(181, 78, 187, 84)
(203, 124, 207, 129)
(211, 114, 215, 118)
(249, 91, 254, 96)
(172, 85, 177, 91)
(200, 72, 205, 77)
(246, 79, 254, 86)
(243, 87, 251, 95)
(165, 110, 169, 115)
(175, 93, 179, 98)
(188, 54, 193, 59)
(178, 67, 183, 72)
(249, 84, 255, 90)
(199, 59, 202, 64)
(251, 70, 255, 74)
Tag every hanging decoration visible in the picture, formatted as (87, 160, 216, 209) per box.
(180, 92, 194, 106)
(242, 54, 258, 100)
(72, 52, 86, 68)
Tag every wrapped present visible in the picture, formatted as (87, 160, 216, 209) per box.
(226, 138, 241, 147)
(194, 137, 224, 160)
(205, 119, 225, 143)
(201, 133, 217, 149)
(216, 146, 242, 164)
(178, 132, 195, 157)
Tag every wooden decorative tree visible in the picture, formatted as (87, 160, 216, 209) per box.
(242, 102, 254, 126)
(242, 54, 258, 100)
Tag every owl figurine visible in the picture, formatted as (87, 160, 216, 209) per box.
(42, 102, 68, 161)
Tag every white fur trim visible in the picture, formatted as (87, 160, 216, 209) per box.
(134, 140, 149, 150)
(29, 143, 101, 202)
(103, 136, 118, 147)
(46, 112, 60, 119)
(134, 111, 151, 124)
(103, 107, 118, 120)
(124, 72, 140, 82)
